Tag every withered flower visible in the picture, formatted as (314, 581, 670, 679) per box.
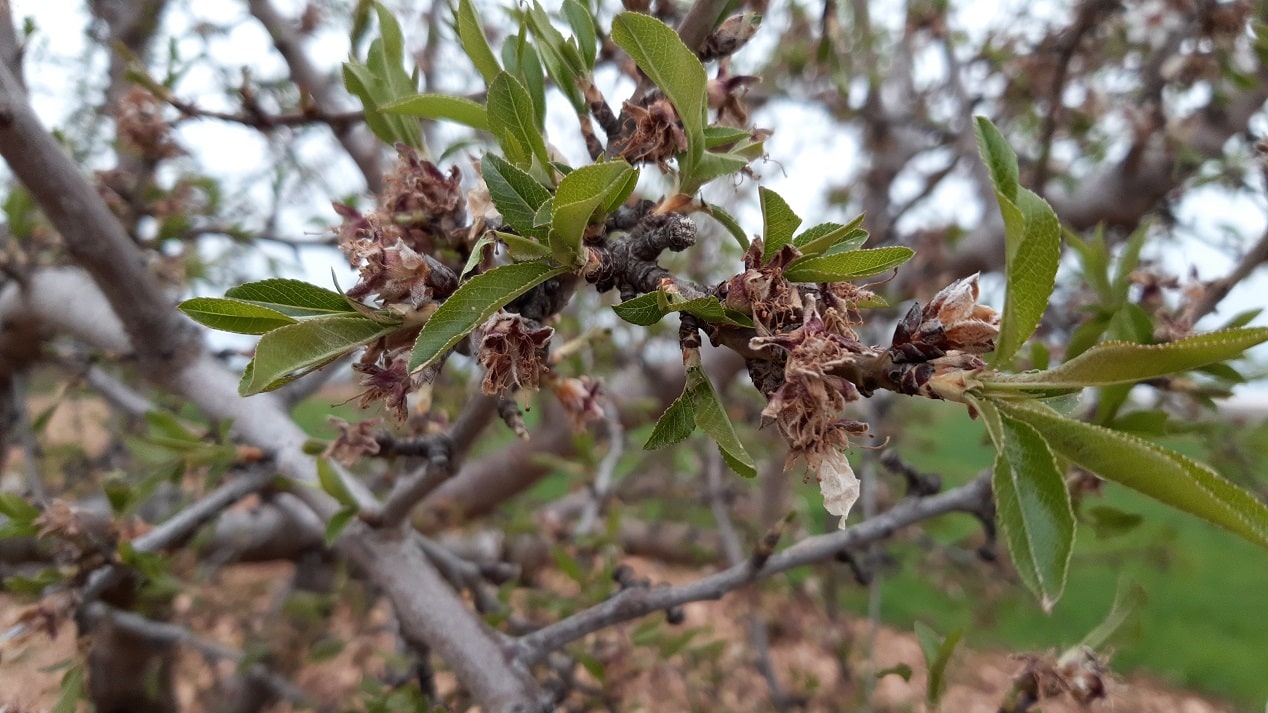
(381, 144, 466, 253)
(610, 99, 689, 165)
(352, 353, 416, 421)
(752, 301, 875, 523)
(723, 240, 804, 334)
(114, 86, 184, 161)
(699, 13, 762, 61)
(477, 312, 554, 396)
(552, 376, 605, 432)
(324, 417, 382, 465)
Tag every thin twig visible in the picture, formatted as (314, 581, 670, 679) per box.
(516, 472, 992, 665)
(576, 401, 625, 535)
(1180, 226, 1268, 327)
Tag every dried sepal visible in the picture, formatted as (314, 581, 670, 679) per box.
(552, 376, 605, 432)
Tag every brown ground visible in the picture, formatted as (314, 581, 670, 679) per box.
(0, 556, 1237, 713)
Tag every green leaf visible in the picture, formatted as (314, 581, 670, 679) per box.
(612, 292, 665, 326)
(325, 507, 358, 547)
(242, 316, 395, 395)
(703, 126, 754, 148)
(0, 492, 40, 523)
(687, 366, 756, 477)
(975, 118, 1061, 367)
(502, 33, 547, 131)
(683, 151, 749, 194)
(644, 391, 696, 449)
(482, 153, 551, 239)
(981, 402, 1075, 610)
(317, 457, 357, 508)
(52, 661, 85, 713)
(985, 328, 1268, 393)
(563, 0, 597, 69)
(759, 187, 802, 263)
(974, 116, 1019, 204)
(792, 214, 866, 256)
(705, 203, 750, 249)
(551, 161, 637, 265)
(379, 93, 489, 131)
(1083, 505, 1145, 539)
(497, 231, 554, 260)
(487, 72, 549, 170)
(783, 247, 914, 283)
(456, 0, 502, 85)
(178, 297, 297, 335)
(523, 1, 587, 111)
(462, 232, 498, 279)
(914, 622, 964, 706)
(996, 399, 1268, 549)
(226, 278, 359, 318)
(611, 13, 707, 181)
(875, 664, 914, 682)
(612, 290, 753, 328)
(408, 262, 570, 370)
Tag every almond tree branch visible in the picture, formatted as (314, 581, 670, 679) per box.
(246, 0, 382, 191)
(0, 60, 543, 708)
(514, 471, 993, 665)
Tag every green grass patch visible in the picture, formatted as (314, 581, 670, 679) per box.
(847, 399, 1267, 709)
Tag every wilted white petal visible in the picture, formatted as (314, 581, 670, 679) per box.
(813, 450, 860, 527)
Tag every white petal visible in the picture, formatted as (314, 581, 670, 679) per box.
(814, 450, 860, 527)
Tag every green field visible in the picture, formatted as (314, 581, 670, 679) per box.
(855, 400, 1268, 710)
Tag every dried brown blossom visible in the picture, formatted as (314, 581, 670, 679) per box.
(610, 99, 688, 165)
(477, 312, 554, 396)
(706, 73, 760, 127)
(114, 86, 184, 161)
(751, 302, 875, 522)
(381, 144, 466, 253)
(699, 13, 762, 61)
(552, 376, 605, 432)
(324, 416, 383, 465)
(723, 240, 804, 334)
(352, 353, 417, 421)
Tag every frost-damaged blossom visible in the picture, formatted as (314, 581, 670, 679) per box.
(477, 312, 554, 396)
(610, 98, 688, 165)
(324, 417, 382, 465)
(552, 376, 605, 432)
(381, 144, 467, 254)
(752, 301, 874, 524)
(352, 352, 417, 421)
(723, 240, 804, 335)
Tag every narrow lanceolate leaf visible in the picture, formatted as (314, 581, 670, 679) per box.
(316, 457, 357, 508)
(612, 291, 753, 328)
(975, 117, 1060, 368)
(456, 0, 502, 85)
(792, 214, 866, 257)
(178, 298, 297, 335)
(983, 402, 1075, 611)
(1081, 579, 1147, 651)
(226, 278, 357, 318)
(611, 13, 707, 175)
(783, 247, 914, 283)
(760, 187, 802, 264)
(687, 367, 756, 478)
(487, 72, 549, 169)
(496, 231, 553, 260)
(408, 262, 570, 370)
(562, 0, 597, 69)
(243, 316, 396, 396)
(612, 292, 666, 326)
(551, 161, 637, 265)
(482, 153, 551, 239)
(986, 328, 1268, 392)
(914, 622, 965, 706)
(380, 93, 489, 131)
(644, 391, 696, 449)
(996, 399, 1268, 549)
